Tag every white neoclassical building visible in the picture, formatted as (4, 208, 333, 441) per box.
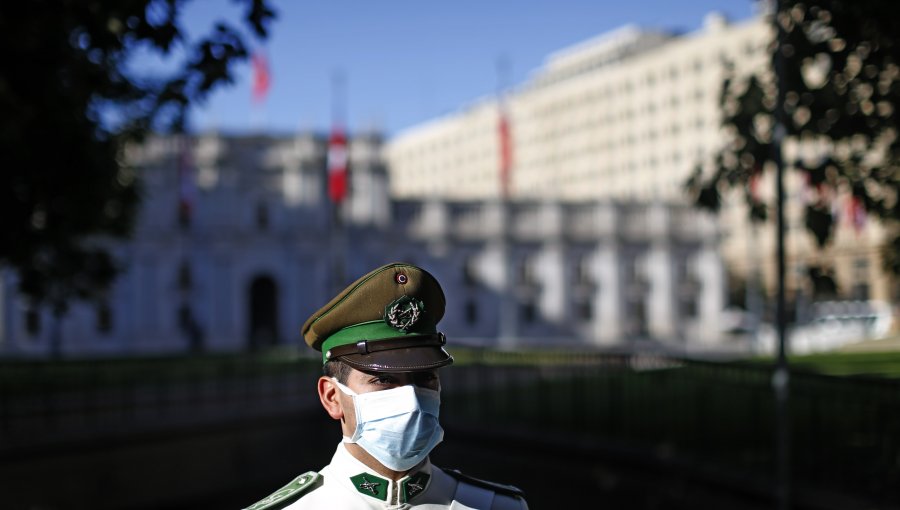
(0, 132, 726, 357)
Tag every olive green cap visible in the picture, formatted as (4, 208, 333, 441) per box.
(301, 262, 453, 372)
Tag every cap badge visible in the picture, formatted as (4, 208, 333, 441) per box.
(384, 296, 423, 332)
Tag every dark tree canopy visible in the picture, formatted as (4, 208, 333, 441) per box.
(0, 0, 275, 314)
(686, 0, 900, 278)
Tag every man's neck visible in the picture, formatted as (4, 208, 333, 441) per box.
(343, 443, 412, 481)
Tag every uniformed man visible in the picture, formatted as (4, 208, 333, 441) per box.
(243, 262, 528, 510)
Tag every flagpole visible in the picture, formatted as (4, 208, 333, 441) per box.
(496, 56, 516, 349)
(176, 132, 200, 353)
(329, 70, 348, 295)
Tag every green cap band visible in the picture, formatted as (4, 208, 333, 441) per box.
(320, 320, 438, 364)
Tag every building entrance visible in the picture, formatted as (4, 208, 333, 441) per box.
(248, 275, 278, 350)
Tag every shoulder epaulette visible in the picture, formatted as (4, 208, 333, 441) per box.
(243, 471, 323, 510)
(444, 468, 525, 499)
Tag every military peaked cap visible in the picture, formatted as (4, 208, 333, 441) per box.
(301, 262, 453, 372)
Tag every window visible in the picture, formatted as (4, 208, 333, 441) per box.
(577, 299, 593, 321)
(463, 257, 478, 287)
(521, 302, 536, 324)
(25, 307, 40, 337)
(178, 202, 191, 229)
(177, 261, 192, 291)
(680, 297, 698, 318)
(96, 302, 113, 334)
(854, 257, 869, 277)
(853, 258, 870, 300)
(628, 299, 648, 336)
(464, 300, 478, 325)
(256, 201, 269, 231)
(178, 304, 194, 334)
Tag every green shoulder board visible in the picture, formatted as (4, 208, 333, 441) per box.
(444, 468, 525, 499)
(243, 471, 323, 510)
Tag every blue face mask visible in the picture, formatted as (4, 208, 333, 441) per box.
(332, 378, 444, 472)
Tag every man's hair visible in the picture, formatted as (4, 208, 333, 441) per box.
(323, 359, 352, 383)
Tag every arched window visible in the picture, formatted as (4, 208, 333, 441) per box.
(178, 260, 192, 291)
(256, 201, 269, 231)
(248, 275, 279, 350)
(464, 300, 478, 325)
(25, 307, 40, 337)
(96, 302, 113, 334)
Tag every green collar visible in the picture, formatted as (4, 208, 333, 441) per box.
(350, 472, 388, 501)
(402, 472, 431, 503)
(348, 471, 431, 503)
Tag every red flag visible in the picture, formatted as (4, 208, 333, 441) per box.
(252, 52, 271, 102)
(846, 195, 867, 234)
(498, 106, 513, 198)
(748, 165, 761, 202)
(328, 126, 348, 203)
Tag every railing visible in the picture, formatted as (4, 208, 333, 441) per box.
(440, 353, 900, 507)
(1, 351, 898, 507)
(0, 355, 323, 454)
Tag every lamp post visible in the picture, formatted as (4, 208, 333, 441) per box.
(772, 2, 791, 508)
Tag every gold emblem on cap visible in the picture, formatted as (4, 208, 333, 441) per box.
(384, 296, 423, 332)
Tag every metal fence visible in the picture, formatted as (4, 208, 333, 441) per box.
(439, 353, 900, 507)
(1, 352, 898, 507)
(0, 355, 323, 454)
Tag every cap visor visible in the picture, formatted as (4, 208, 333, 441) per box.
(338, 346, 453, 373)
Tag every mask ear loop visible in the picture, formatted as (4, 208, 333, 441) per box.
(331, 377, 358, 396)
(331, 378, 363, 442)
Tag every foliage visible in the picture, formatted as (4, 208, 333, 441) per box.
(686, 0, 900, 277)
(0, 0, 275, 315)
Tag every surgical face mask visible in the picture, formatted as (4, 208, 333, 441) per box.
(332, 378, 444, 472)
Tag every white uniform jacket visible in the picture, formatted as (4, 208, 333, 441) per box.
(244, 444, 528, 510)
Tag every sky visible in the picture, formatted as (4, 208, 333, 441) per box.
(179, 0, 758, 137)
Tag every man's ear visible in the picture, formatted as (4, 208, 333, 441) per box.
(318, 376, 345, 421)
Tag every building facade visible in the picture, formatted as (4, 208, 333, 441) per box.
(384, 13, 897, 307)
(0, 133, 726, 357)
(385, 14, 766, 202)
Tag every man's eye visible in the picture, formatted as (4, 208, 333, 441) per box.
(416, 373, 438, 385)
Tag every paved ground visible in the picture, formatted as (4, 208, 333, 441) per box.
(838, 333, 900, 352)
